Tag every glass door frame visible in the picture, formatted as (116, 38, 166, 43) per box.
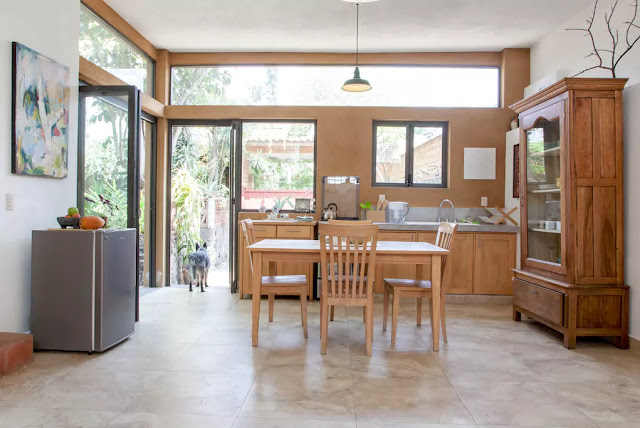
(166, 119, 237, 291)
(78, 84, 142, 318)
(519, 98, 568, 276)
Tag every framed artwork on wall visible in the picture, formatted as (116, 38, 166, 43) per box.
(12, 42, 70, 178)
(513, 143, 520, 198)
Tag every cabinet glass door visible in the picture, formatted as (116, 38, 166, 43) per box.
(525, 117, 562, 266)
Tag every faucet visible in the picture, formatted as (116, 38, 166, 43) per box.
(438, 199, 455, 223)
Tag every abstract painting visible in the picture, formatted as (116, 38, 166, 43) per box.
(12, 42, 70, 178)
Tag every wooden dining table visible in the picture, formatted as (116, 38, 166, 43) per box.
(247, 239, 449, 351)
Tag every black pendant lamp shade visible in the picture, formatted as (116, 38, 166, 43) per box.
(342, 3, 372, 92)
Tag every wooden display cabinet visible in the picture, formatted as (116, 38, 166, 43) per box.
(511, 78, 629, 349)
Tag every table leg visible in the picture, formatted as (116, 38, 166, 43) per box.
(252, 252, 263, 347)
(431, 255, 441, 352)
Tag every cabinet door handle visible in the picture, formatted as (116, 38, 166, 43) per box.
(529, 289, 538, 295)
(255, 228, 266, 232)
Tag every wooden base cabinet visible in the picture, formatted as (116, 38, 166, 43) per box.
(513, 270, 629, 349)
(511, 78, 629, 348)
(474, 234, 516, 295)
(238, 221, 316, 298)
(376, 230, 515, 295)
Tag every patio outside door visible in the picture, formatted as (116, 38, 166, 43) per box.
(78, 85, 143, 319)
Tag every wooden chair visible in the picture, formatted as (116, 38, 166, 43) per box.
(327, 218, 372, 321)
(241, 219, 308, 338)
(319, 223, 378, 355)
(382, 222, 458, 345)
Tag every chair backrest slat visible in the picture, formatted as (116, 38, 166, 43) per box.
(319, 224, 378, 300)
(241, 219, 256, 275)
(435, 222, 458, 277)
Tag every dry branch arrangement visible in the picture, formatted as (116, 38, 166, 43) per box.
(567, 0, 640, 77)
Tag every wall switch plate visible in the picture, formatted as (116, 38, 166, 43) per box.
(6, 193, 14, 211)
(481, 196, 488, 207)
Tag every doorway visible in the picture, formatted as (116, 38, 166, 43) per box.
(78, 85, 156, 320)
(168, 121, 235, 289)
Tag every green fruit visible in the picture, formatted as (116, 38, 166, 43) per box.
(67, 207, 79, 216)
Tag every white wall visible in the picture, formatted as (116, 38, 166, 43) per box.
(0, 0, 79, 332)
(531, 0, 640, 339)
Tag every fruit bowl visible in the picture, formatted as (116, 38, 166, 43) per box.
(57, 217, 81, 229)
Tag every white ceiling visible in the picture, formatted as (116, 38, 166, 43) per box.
(105, 0, 593, 53)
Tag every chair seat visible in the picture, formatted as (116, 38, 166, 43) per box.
(384, 278, 433, 291)
(262, 275, 307, 286)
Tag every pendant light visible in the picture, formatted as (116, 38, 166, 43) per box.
(342, 3, 372, 92)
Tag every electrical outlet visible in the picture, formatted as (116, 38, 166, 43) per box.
(6, 193, 14, 211)
(481, 196, 488, 207)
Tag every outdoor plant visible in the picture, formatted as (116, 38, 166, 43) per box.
(272, 196, 294, 213)
(172, 167, 203, 269)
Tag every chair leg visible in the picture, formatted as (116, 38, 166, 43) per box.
(362, 306, 366, 323)
(365, 301, 373, 356)
(382, 285, 390, 332)
(441, 293, 447, 343)
(391, 292, 400, 345)
(416, 297, 422, 326)
(300, 291, 308, 339)
(330, 305, 334, 321)
(428, 296, 434, 328)
(320, 303, 328, 355)
(268, 293, 275, 322)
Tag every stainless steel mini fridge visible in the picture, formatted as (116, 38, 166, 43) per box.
(31, 229, 136, 352)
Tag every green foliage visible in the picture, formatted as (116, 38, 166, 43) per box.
(79, 7, 150, 91)
(272, 196, 294, 213)
(171, 67, 231, 105)
(360, 201, 372, 211)
(172, 168, 203, 267)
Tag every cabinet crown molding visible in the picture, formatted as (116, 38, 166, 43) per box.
(510, 78, 628, 113)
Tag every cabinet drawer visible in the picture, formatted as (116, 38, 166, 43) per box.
(277, 226, 312, 238)
(513, 278, 564, 326)
(252, 225, 277, 238)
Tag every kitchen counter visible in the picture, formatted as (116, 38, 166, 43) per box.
(238, 219, 317, 226)
(375, 221, 518, 233)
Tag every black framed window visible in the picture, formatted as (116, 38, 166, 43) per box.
(373, 121, 448, 188)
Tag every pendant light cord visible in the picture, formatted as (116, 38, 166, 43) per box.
(355, 3, 360, 66)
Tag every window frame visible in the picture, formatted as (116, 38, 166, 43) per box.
(80, 3, 156, 97)
(236, 119, 318, 212)
(372, 120, 449, 189)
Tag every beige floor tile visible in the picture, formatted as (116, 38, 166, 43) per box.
(351, 350, 446, 380)
(4, 286, 637, 428)
(107, 412, 235, 427)
(240, 370, 355, 420)
(11, 367, 164, 412)
(554, 379, 640, 425)
(358, 424, 477, 428)
(233, 417, 357, 428)
(125, 371, 254, 417)
(169, 343, 269, 375)
(353, 377, 474, 424)
(0, 407, 118, 428)
(453, 379, 595, 427)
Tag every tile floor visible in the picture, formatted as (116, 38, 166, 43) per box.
(1, 286, 640, 427)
